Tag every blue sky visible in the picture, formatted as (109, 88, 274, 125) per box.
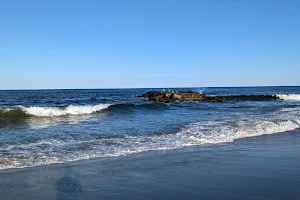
(0, 0, 299, 89)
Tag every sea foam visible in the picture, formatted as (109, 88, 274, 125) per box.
(276, 94, 300, 101)
(1, 108, 299, 170)
(21, 104, 111, 117)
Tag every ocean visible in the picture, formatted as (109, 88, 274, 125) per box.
(0, 86, 300, 170)
(1, 86, 300, 199)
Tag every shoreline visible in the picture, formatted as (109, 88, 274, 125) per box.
(1, 128, 299, 172)
(1, 130, 300, 200)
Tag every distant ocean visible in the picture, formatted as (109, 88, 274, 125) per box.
(1, 86, 300, 170)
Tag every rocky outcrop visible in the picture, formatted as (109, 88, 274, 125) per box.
(138, 91, 225, 103)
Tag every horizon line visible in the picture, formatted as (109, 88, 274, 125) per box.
(0, 85, 299, 91)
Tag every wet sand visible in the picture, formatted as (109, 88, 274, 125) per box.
(1, 130, 300, 200)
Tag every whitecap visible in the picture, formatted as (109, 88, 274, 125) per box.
(20, 104, 111, 117)
(276, 94, 300, 101)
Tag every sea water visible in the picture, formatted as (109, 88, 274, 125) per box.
(0, 86, 300, 169)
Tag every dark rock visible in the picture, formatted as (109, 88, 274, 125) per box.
(205, 96, 225, 102)
(137, 90, 225, 103)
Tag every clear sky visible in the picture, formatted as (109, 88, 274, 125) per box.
(0, 0, 299, 89)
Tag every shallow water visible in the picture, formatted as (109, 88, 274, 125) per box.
(0, 86, 300, 169)
(1, 130, 300, 200)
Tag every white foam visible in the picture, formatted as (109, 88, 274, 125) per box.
(20, 104, 111, 117)
(276, 94, 300, 101)
(196, 87, 206, 94)
(1, 106, 300, 170)
(1, 114, 300, 170)
(281, 107, 300, 112)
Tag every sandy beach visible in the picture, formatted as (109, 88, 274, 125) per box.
(1, 129, 300, 200)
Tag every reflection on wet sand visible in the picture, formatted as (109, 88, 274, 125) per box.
(56, 167, 82, 200)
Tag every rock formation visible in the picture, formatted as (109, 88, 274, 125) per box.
(138, 90, 225, 103)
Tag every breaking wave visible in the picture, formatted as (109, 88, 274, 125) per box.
(220, 94, 300, 101)
(1, 94, 299, 119)
(0, 103, 169, 119)
(1, 108, 299, 170)
(0, 104, 111, 117)
(276, 94, 300, 101)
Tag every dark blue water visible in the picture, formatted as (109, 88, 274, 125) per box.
(0, 86, 300, 169)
